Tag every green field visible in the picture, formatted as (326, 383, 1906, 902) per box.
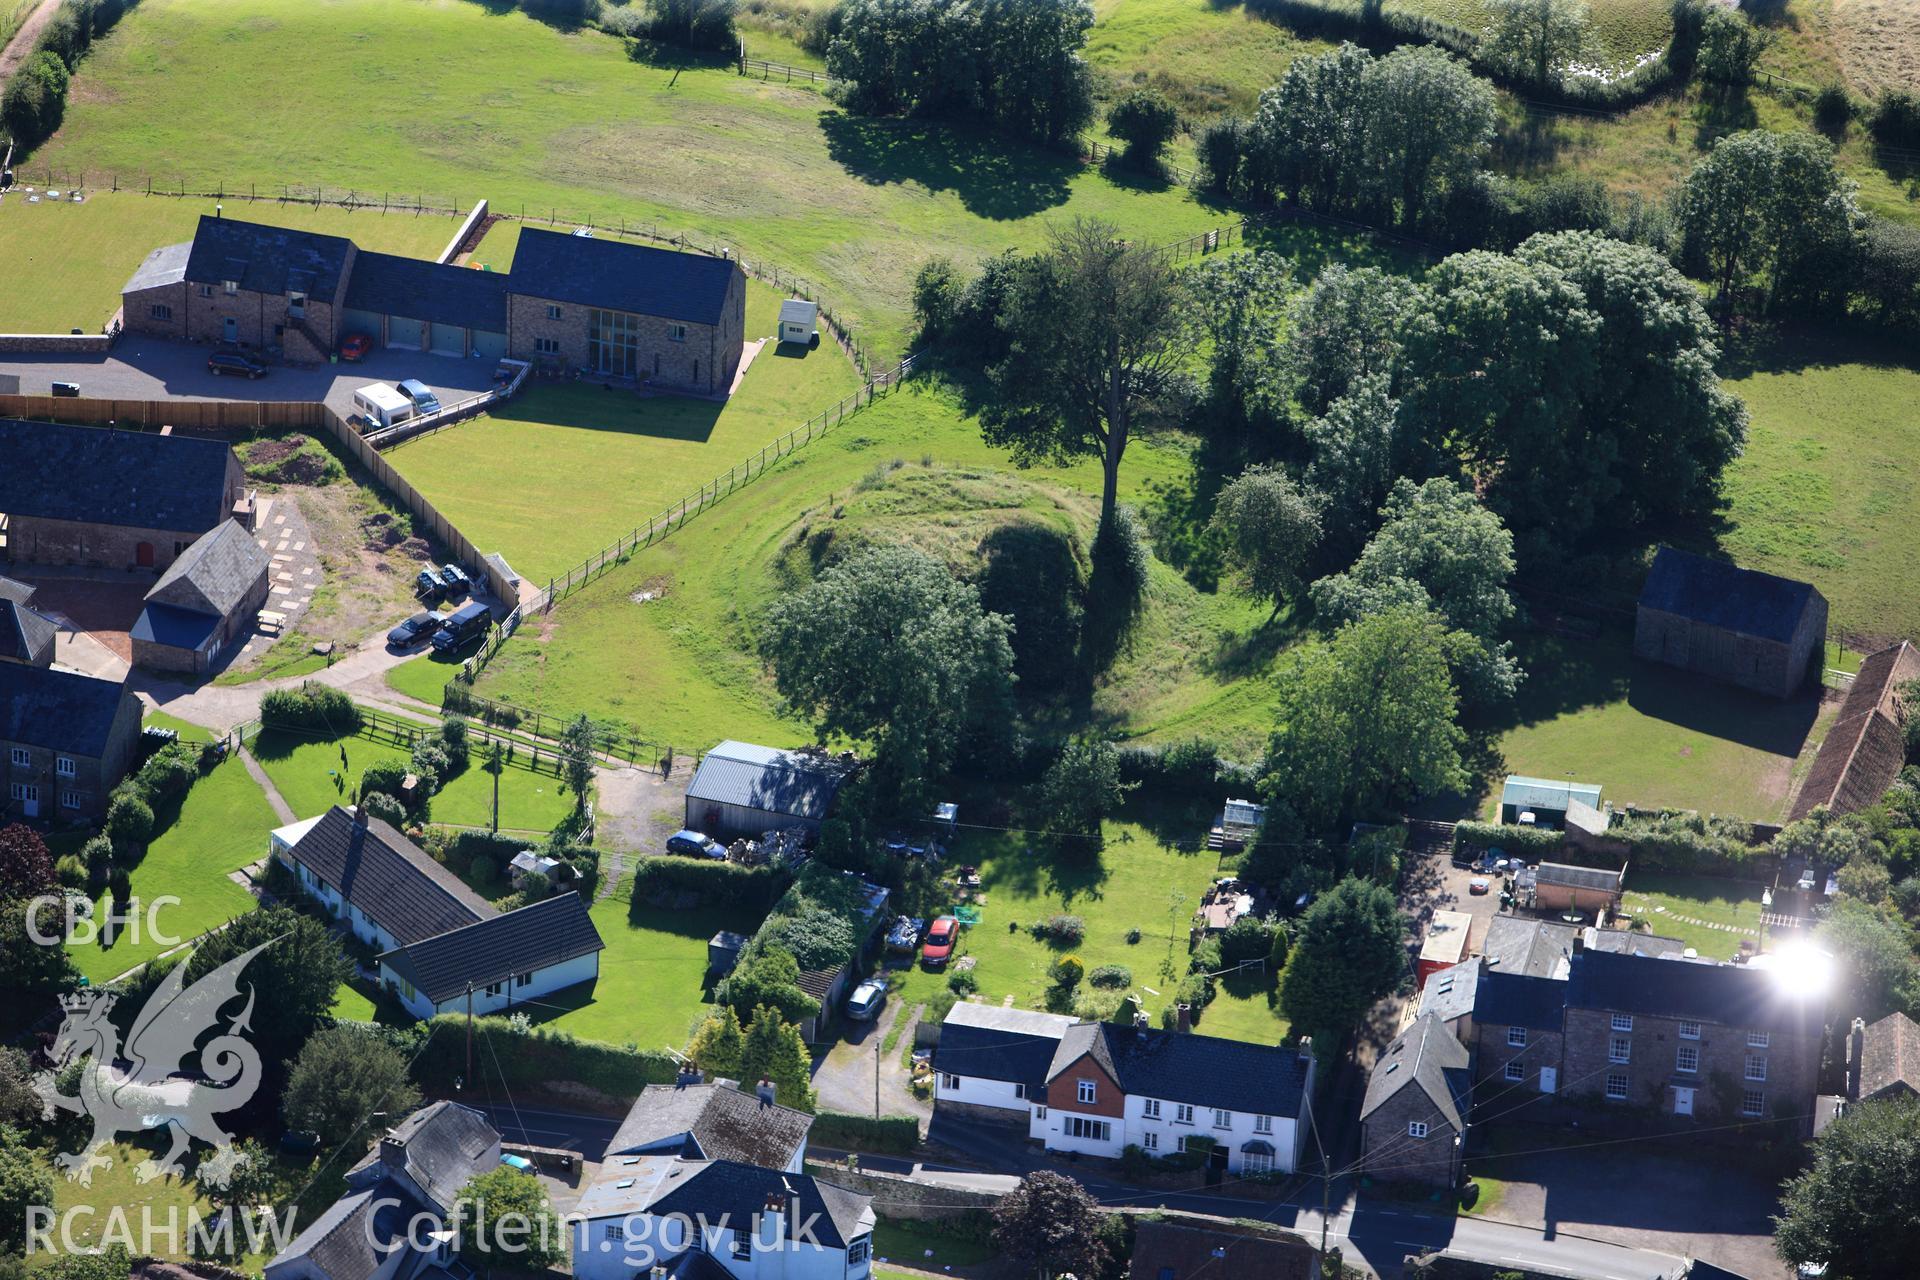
(884, 791, 1291, 1045)
(1620, 871, 1771, 960)
(1388, 0, 1673, 70)
(142, 710, 216, 742)
(468, 381, 1288, 757)
(1488, 628, 1830, 823)
(34, 0, 1235, 360)
(387, 272, 864, 583)
(250, 725, 578, 835)
(66, 757, 278, 984)
(524, 881, 763, 1051)
(1086, 0, 1330, 117)
(1718, 332, 1920, 645)
(872, 1218, 995, 1272)
(0, 192, 463, 334)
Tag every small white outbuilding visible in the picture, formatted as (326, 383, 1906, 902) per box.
(777, 298, 818, 346)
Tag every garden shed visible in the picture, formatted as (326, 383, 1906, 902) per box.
(708, 930, 748, 975)
(777, 298, 817, 345)
(1499, 776, 1603, 829)
(1633, 546, 1827, 699)
(684, 740, 858, 840)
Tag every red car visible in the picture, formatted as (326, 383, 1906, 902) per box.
(921, 916, 959, 968)
(339, 333, 373, 362)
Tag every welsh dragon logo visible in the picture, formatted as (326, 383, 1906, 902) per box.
(33, 941, 274, 1188)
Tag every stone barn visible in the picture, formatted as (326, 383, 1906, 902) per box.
(130, 519, 273, 674)
(1790, 640, 1920, 821)
(1633, 546, 1826, 699)
(0, 420, 252, 572)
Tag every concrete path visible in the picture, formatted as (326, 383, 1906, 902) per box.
(239, 746, 297, 824)
(810, 998, 931, 1123)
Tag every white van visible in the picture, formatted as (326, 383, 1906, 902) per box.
(353, 383, 416, 430)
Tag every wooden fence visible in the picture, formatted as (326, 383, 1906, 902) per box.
(440, 685, 685, 773)
(0, 395, 325, 430)
(739, 55, 831, 85)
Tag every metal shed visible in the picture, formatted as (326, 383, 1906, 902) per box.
(777, 298, 818, 345)
(684, 740, 858, 840)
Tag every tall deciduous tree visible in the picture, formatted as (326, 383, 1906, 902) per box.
(1696, 4, 1773, 86)
(1305, 373, 1407, 559)
(1278, 877, 1407, 1048)
(1209, 466, 1324, 620)
(1482, 0, 1593, 87)
(0, 1123, 55, 1252)
(1036, 740, 1135, 845)
(1184, 249, 1292, 435)
(1363, 44, 1498, 230)
(560, 714, 596, 812)
(761, 544, 1013, 807)
(1776, 1096, 1920, 1280)
(991, 1171, 1109, 1280)
(456, 1166, 568, 1270)
(0, 825, 54, 903)
(1107, 87, 1179, 170)
(982, 217, 1198, 533)
(1286, 264, 1419, 418)
(185, 906, 352, 1063)
(1678, 130, 1861, 312)
(283, 1024, 420, 1147)
(1816, 897, 1920, 1023)
(1260, 607, 1467, 830)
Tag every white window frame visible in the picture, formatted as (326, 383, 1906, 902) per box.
(1244, 1148, 1274, 1175)
(1612, 1014, 1633, 1032)
(1077, 1079, 1096, 1105)
(1609, 1035, 1631, 1064)
(1742, 1089, 1765, 1117)
(484, 981, 503, 998)
(1175, 1103, 1194, 1125)
(1679, 1021, 1701, 1040)
(1142, 1131, 1158, 1151)
(668, 323, 688, 342)
(847, 1238, 870, 1265)
(1507, 1026, 1527, 1047)
(198, 284, 214, 298)
(1212, 1108, 1232, 1129)
(938, 1072, 959, 1091)
(1407, 1121, 1428, 1139)
(1143, 1098, 1160, 1119)
(605, 1224, 624, 1242)
(1748, 1030, 1771, 1049)
(9, 783, 37, 803)
(60, 790, 83, 810)
(1014, 1083, 1027, 1100)
(1035, 1105, 1047, 1120)
(1676, 1044, 1699, 1074)
(56, 756, 75, 777)
(1504, 1060, 1525, 1082)
(1063, 1116, 1110, 1142)
(8, 747, 27, 767)
(546, 304, 562, 320)
(1253, 1114, 1272, 1135)
(1746, 1054, 1767, 1082)
(1606, 1072, 1629, 1100)
(222, 280, 238, 295)
(149, 303, 172, 321)
(534, 337, 561, 355)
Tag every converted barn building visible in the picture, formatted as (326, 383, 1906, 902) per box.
(131, 519, 272, 674)
(1791, 641, 1920, 821)
(1633, 546, 1826, 699)
(684, 740, 859, 840)
(0, 420, 252, 572)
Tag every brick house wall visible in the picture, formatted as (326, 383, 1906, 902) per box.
(1533, 883, 1620, 914)
(505, 260, 747, 396)
(1, 688, 141, 822)
(1360, 1089, 1460, 1187)
(1045, 1054, 1124, 1118)
(1559, 1007, 1820, 1123)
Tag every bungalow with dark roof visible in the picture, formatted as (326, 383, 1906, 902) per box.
(0, 663, 142, 821)
(1633, 545, 1827, 699)
(0, 420, 251, 572)
(131, 519, 272, 674)
(1791, 641, 1920, 821)
(270, 805, 604, 1018)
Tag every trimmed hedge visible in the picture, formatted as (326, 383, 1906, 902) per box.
(1452, 821, 1566, 860)
(260, 682, 363, 734)
(1609, 810, 1762, 876)
(629, 856, 791, 913)
(419, 1015, 679, 1099)
(809, 1112, 920, 1155)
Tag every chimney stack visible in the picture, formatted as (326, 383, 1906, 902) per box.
(1297, 1035, 1314, 1069)
(378, 1134, 406, 1170)
(756, 1077, 776, 1107)
(1849, 1016, 1867, 1100)
(348, 803, 367, 827)
(1175, 1003, 1192, 1034)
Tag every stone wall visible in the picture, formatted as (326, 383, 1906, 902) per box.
(0, 333, 115, 354)
(800, 1159, 1000, 1220)
(7, 515, 208, 572)
(0, 688, 140, 823)
(1360, 1090, 1461, 1187)
(1560, 1007, 1820, 1126)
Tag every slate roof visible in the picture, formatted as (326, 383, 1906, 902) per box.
(0, 663, 132, 757)
(1482, 917, 1578, 980)
(1856, 1011, 1920, 1102)
(1474, 970, 1567, 1032)
(639, 1160, 871, 1249)
(0, 419, 237, 533)
(508, 227, 738, 326)
(1791, 641, 1920, 822)
(1582, 927, 1688, 961)
(687, 741, 857, 821)
(122, 240, 191, 293)
(346, 250, 511, 332)
(1638, 545, 1820, 645)
(378, 891, 601, 1005)
(183, 214, 353, 298)
(1046, 1022, 1309, 1119)
(284, 805, 494, 946)
(1536, 862, 1622, 894)
(145, 519, 270, 619)
(607, 1080, 814, 1169)
(1361, 1014, 1471, 1133)
(935, 1002, 1076, 1091)
(130, 602, 219, 650)
(265, 1185, 419, 1280)
(0, 600, 57, 665)
(345, 1101, 500, 1214)
(0, 575, 33, 606)
(1129, 1219, 1312, 1280)
(1566, 949, 1825, 1036)
(1416, 959, 1482, 1024)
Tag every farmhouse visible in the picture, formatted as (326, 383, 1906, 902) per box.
(270, 805, 604, 1017)
(0, 420, 252, 572)
(1790, 641, 1920, 821)
(0, 663, 142, 822)
(131, 519, 272, 674)
(266, 1101, 500, 1280)
(685, 740, 859, 839)
(123, 216, 749, 394)
(1359, 1013, 1471, 1188)
(934, 1007, 1316, 1175)
(1633, 546, 1827, 699)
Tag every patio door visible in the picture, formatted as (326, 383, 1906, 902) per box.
(1673, 1087, 1694, 1116)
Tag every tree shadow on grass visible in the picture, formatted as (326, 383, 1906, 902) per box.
(1717, 319, 1920, 381)
(491, 384, 725, 443)
(818, 112, 1076, 220)
(457, 0, 592, 32)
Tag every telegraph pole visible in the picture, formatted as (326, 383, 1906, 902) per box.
(466, 982, 475, 1085)
(1303, 1083, 1331, 1276)
(874, 1037, 881, 1120)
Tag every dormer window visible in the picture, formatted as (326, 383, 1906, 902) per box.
(289, 291, 307, 317)
(222, 280, 238, 296)
(848, 1236, 870, 1264)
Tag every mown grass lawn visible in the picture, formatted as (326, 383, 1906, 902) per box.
(1486, 627, 1830, 823)
(66, 756, 277, 984)
(884, 791, 1291, 1046)
(1620, 871, 1771, 960)
(522, 878, 763, 1052)
(0, 191, 461, 334)
(386, 275, 864, 584)
(251, 724, 577, 835)
(1085, 0, 1331, 118)
(872, 1217, 995, 1271)
(468, 382, 1290, 757)
(143, 710, 216, 742)
(34, 0, 1240, 360)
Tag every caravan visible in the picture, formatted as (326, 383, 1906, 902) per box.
(352, 383, 416, 431)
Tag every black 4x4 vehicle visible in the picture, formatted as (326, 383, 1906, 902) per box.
(207, 351, 269, 379)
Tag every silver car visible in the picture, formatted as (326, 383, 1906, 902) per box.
(845, 978, 887, 1021)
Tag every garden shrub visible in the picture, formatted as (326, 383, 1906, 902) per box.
(359, 759, 409, 804)
(947, 969, 978, 994)
(1029, 914, 1085, 945)
(419, 1014, 679, 1098)
(1125, 927, 1142, 945)
(1452, 821, 1565, 861)
(55, 856, 86, 889)
(361, 791, 407, 829)
(1189, 937, 1222, 975)
(809, 1112, 919, 1154)
(926, 988, 958, 1025)
(260, 683, 362, 734)
(1050, 954, 1085, 987)
(1219, 915, 1273, 966)
(132, 743, 200, 807)
(439, 716, 471, 772)
(1087, 964, 1132, 989)
(1175, 971, 1214, 1010)
(105, 791, 153, 859)
(629, 858, 790, 912)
